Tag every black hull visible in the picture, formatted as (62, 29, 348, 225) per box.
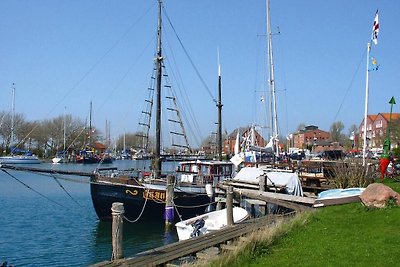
(76, 157, 113, 164)
(90, 179, 212, 222)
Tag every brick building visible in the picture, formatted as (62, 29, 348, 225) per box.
(291, 125, 330, 150)
(224, 127, 266, 156)
(358, 113, 400, 150)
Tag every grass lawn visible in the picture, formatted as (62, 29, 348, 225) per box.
(207, 180, 400, 267)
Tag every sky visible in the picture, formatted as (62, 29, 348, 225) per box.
(1, 0, 399, 148)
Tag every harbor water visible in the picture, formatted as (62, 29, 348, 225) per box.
(0, 160, 179, 266)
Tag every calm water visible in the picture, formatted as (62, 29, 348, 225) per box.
(0, 160, 179, 266)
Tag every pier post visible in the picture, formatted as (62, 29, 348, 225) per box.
(259, 175, 266, 191)
(165, 175, 175, 228)
(226, 186, 234, 226)
(259, 175, 266, 215)
(111, 202, 124, 260)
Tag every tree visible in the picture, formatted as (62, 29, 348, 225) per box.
(347, 124, 358, 149)
(330, 121, 345, 143)
(296, 123, 306, 132)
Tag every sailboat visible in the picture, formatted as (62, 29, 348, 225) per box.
(89, 0, 233, 221)
(0, 84, 41, 164)
(75, 102, 113, 164)
(230, 0, 280, 166)
(52, 108, 68, 163)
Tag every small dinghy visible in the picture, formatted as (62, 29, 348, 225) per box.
(175, 207, 249, 241)
(314, 187, 365, 207)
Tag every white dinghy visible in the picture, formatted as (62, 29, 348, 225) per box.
(175, 207, 249, 241)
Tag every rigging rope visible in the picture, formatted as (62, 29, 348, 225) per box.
(332, 48, 366, 124)
(50, 174, 82, 207)
(162, 7, 216, 104)
(2, 169, 66, 208)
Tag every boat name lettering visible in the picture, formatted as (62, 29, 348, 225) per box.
(144, 191, 166, 201)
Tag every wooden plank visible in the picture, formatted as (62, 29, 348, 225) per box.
(220, 185, 315, 206)
(91, 215, 288, 267)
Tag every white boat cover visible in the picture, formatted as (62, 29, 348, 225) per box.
(232, 167, 303, 196)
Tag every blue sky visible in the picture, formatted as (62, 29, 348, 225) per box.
(1, 0, 399, 148)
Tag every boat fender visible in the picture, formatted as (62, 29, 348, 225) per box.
(205, 183, 214, 197)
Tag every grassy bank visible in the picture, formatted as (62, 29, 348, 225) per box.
(201, 180, 400, 267)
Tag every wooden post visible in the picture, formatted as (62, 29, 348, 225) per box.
(259, 175, 266, 215)
(259, 175, 266, 191)
(226, 186, 234, 226)
(165, 175, 175, 228)
(111, 202, 124, 260)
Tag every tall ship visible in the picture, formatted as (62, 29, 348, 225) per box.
(89, 0, 232, 222)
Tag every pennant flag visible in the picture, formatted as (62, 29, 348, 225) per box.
(372, 10, 379, 45)
(369, 56, 379, 71)
(371, 57, 378, 66)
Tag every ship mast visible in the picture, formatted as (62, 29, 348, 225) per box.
(11, 83, 15, 155)
(216, 52, 223, 161)
(266, 0, 279, 158)
(154, 0, 163, 179)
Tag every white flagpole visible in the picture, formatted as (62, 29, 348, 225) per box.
(362, 42, 371, 166)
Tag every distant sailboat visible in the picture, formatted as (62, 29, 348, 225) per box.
(0, 84, 41, 164)
(229, 0, 280, 165)
(52, 107, 68, 164)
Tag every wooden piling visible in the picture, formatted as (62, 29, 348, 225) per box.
(111, 202, 124, 260)
(258, 175, 266, 215)
(259, 175, 266, 191)
(165, 175, 175, 227)
(226, 186, 234, 226)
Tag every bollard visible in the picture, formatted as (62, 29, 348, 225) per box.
(111, 202, 124, 260)
(226, 186, 234, 226)
(165, 175, 175, 228)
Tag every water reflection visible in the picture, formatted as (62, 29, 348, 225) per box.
(91, 219, 179, 262)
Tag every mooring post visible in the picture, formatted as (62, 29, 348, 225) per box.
(259, 175, 266, 191)
(111, 202, 124, 260)
(165, 175, 175, 228)
(258, 175, 266, 215)
(226, 186, 234, 226)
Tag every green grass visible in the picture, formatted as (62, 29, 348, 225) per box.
(203, 180, 400, 267)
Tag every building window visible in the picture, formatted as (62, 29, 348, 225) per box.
(376, 120, 382, 128)
(368, 124, 372, 130)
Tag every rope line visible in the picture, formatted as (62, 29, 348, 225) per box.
(50, 174, 82, 207)
(123, 188, 150, 223)
(2, 169, 66, 208)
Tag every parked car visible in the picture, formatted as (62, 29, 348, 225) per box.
(314, 150, 345, 160)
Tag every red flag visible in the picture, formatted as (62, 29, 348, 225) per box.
(372, 10, 379, 45)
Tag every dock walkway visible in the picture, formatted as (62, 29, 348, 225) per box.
(91, 214, 293, 267)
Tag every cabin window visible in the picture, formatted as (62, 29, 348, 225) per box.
(201, 165, 210, 175)
(183, 165, 190, 172)
(191, 165, 198, 173)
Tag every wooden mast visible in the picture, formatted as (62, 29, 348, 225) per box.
(154, 0, 163, 179)
(217, 53, 223, 161)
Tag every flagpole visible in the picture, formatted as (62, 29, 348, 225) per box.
(362, 42, 371, 166)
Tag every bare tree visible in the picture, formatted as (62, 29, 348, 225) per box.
(330, 121, 345, 143)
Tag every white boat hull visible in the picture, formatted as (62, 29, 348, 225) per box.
(0, 155, 41, 164)
(175, 207, 249, 241)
